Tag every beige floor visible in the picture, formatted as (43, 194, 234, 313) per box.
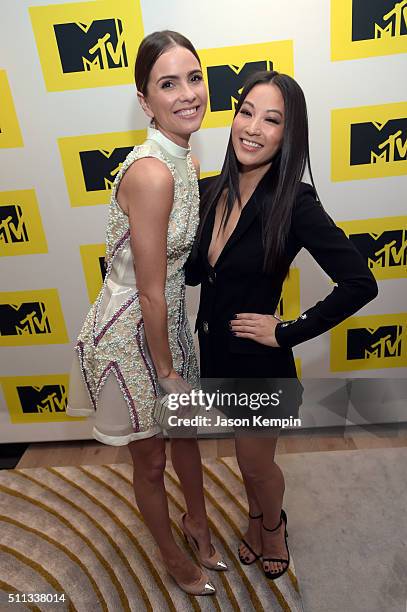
(17, 423, 407, 468)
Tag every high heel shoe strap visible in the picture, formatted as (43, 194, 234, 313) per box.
(249, 512, 263, 519)
(262, 518, 283, 533)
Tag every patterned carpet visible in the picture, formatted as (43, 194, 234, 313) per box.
(0, 458, 304, 611)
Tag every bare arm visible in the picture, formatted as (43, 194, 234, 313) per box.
(117, 158, 175, 378)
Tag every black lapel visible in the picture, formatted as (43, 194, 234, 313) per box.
(214, 168, 273, 267)
(197, 167, 274, 268)
(198, 177, 218, 264)
(200, 204, 216, 262)
(216, 184, 262, 264)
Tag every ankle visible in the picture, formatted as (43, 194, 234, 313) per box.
(161, 546, 185, 565)
(184, 513, 208, 532)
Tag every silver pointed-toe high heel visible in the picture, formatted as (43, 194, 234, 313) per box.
(166, 566, 216, 596)
(179, 513, 228, 571)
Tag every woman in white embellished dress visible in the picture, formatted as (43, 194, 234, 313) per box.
(67, 31, 227, 595)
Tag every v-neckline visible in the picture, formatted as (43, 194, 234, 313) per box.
(202, 166, 275, 269)
(207, 202, 244, 268)
(206, 186, 258, 269)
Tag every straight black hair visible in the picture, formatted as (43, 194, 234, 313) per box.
(197, 70, 319, 277)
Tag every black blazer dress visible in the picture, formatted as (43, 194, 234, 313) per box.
(185, 171, 378, 417)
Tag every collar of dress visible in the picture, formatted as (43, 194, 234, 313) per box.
(147, 126, 190, 159)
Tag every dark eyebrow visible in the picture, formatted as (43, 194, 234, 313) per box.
(156, 74, 178, 83)
(241, 99, 283, 117)
(156, 69, 202, 85)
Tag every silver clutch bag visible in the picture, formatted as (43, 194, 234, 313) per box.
(153, 392, 202, 430)
(153, 394, 176, 430)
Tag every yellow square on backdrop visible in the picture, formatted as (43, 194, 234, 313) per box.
(331, 0, 407, 60)
(0, 70, 23, 148)
(331, 101, 407, 181)
(337, 216, 407, 280)
(0, 289, 69, 346)
(29, 0, 144, 91)
(58, 129, 146, 206)
(0, 374, 84, 423)
(0, 190, 48, 257)
(331, 313, 407, 371)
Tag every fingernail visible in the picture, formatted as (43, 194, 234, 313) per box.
(232, 314, 238, 319)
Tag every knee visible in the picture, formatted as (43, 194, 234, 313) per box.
(242, 462, 270, 483)
(133, 451, 166, 485)
(241, 459, 283, 486)
(170, 437, 198, 452)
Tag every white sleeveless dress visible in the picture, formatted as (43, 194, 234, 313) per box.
(66, 127, 200, 445)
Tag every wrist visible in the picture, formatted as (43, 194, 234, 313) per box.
(156, 366, 172, 378)
(157, 367, 179, 379)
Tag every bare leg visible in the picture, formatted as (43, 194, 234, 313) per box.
(237, 456, 263, 563)
(128, 435, 201, 584)
(170, 437, 212, 558)
(235, 433, 288, 574)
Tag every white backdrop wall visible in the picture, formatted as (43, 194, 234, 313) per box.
(0, 0, 406, 443)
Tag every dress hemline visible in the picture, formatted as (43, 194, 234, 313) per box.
(92, 425, 162, 446)
(66, 405, 162, 445)
(66, 405, 94, 417)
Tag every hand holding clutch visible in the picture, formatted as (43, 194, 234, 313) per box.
(154, 373, 198, 429)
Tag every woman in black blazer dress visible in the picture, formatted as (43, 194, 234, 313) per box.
(186, 71, 378, 580)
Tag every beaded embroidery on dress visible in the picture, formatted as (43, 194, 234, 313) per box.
(66, 128, 200, 445)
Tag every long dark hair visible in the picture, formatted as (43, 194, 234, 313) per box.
(197, 70, 319, 277)
(134, 30, 201, 95)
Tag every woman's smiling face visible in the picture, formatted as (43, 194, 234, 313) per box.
(232, 83, 285, 171)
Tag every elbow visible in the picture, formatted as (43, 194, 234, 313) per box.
(356, 274, 379, 307)
(138, 290, 166, 311)
(367, 277, 379, 302)
(342, 273, 378, 315)
(364, 273, 379, 302)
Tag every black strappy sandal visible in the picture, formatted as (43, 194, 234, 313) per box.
(238, 512, 263, 565)
(262, 509, 290, 579)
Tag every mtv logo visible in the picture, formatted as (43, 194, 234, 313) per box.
(351, 0, 407, 41)
(349, 229, 407, 269)
(0, 302, 51, 336)
(0, 204, 28, 244)
(17, 384, 67, 414)
(347, 325, 402, 360)
(207, 60, 273, 112)
(79, 146, 133, 191)
(375, 21, 394, 38)
(350, 118, 407, 165)
(53, 19, 128, 73)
